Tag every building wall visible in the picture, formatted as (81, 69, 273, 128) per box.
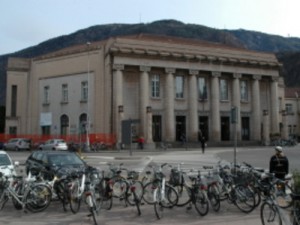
(5, 35, 284, 145)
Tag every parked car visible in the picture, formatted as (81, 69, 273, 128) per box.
(25, 151, 87, 175)
(4, 138, 31, 151)
(39, 139, 68, 151)
(0, 142, 4, 150)
(0, 150, 18, 177)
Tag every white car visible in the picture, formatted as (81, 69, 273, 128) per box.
(0, 150, 18, 177)
(39, 139, 68, 151)
(4, 138, 31, 151)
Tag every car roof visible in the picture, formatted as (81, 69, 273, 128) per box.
(0, 150, 8, 154)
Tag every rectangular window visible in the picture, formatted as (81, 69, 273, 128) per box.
(43, 86, 50, 104)
(286, 103, 293, 114)
(11, 85, 17, 117)
(220, 79, 228, 100)
(62, 84, 68, 103)
(175, 76, 184, 99)
(81, 81, 88, 101)
(151, 74, 160, 98)
(198, 77, 207, 100)
(240, 80, 248, 101)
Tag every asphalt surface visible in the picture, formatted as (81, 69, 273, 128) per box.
(0, 145, 297, 225)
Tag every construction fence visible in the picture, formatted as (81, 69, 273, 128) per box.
(0, 133, 117, 149)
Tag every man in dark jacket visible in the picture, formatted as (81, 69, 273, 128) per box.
(269, 146, 289, 180)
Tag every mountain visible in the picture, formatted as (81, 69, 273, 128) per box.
(1, 19, 300, 106)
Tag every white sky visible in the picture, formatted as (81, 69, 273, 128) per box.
(1, 0, 299, 55)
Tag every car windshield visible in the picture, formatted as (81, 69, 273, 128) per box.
(48, 154, 83, 165)
(0, 154, 11, 166)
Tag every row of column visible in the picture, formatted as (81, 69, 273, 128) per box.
(113, 64, 280, 143)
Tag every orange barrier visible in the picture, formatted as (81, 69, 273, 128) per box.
(0, 133, 116, 148)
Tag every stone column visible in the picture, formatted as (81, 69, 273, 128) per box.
(211, 71, 221, 141)
(139, 66, 150, 138)
(146, 106, 153, 144)
(232, 73, 241, 141)
(263, 110, 270, 145)
(270, 78, 280, 134)
(113, 64, 124, 144)
(252, 75, 262, 141)
(165, 68, 175, 142)
(188, 69, 199, 142)
(281, 110, 289, 140)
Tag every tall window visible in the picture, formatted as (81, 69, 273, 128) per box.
(11, 85, 17, 117)
(240, 80, 248, 101)
(286, 103, 293, 114)
(81, 81, 88, 101)
(151, 74, 160, 98)
(220, 79, 228, 101)
(198, 77, 207, 100)
(43, 86, 50, 104)
(60, 114, 69, 135)
(175, 76, 184, 99)
(62, 84, 68, 103)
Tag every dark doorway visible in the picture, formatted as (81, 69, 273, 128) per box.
(152, 115, 162, 142)
(241, 117, 250, 140)
(199, 116, 209, 141)
(176, 116, 186, 141)
(221, 117, 230, 141)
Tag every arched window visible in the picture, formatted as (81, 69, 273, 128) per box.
(79, 113, 87, 134)
(60, 114, 69, 135)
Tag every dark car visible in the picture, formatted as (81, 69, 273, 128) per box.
(25, 151, 87, 175)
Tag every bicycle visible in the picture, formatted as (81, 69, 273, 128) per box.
(0, 171, 52, 213)
(291, 193, 300, 225)
(172, 167, 211, 216)
(143, 163, 178, 219)
(260, 172, 292, 225)
(124, 170, 144, 216)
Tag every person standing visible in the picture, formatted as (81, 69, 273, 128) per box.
(269, 146, 289, 180)
(200, 136, 206, 154)
(137, 136, 144, 150)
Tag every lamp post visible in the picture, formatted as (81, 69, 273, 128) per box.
(85, 42, 91, 152)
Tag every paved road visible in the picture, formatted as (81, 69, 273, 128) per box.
(1, 145, 298, 225)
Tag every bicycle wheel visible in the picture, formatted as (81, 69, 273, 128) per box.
(143, 181, 157, 205)
(193, 191, 209, 216)
(174, 184, 191, 207)
(275, 183, 293, 209)
(260, 202, 282, 225)
(292, 201, 300, 225)
(161, 184, 178, 208)
(112, 179, 128, 199)
(25, 184, 52, 213)
(98, 178, 112, 210)
(0, 189, 9, 210)
(208, 189, 221, 212)
(11, 182, 23, 210)
(234, 184, 256, 213)
(69, 181, 82, 214)
(126, 180, 143, 206)
(154, 187, 163, 219)
(86, 194, 98, 225)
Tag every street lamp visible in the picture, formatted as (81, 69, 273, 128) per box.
(85, 42, 91, 152)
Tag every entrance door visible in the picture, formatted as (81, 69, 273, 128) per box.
(199, 116, 209, 141)
(241, 117, 250, 140)
(221, 117, 230, 141)
(176, 116, 186, 141)
(152, 115, 162, 142)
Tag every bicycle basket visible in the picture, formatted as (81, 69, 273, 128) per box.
(169, 168, 182, 185)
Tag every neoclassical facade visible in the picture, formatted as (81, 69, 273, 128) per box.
(5, 34, 286, 146)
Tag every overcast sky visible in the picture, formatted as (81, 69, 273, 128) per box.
(1, 0, 299, 55)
